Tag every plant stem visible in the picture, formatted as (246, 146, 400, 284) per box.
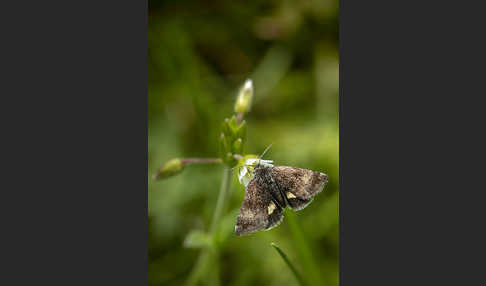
(185, 167, 232, 286)
(182, 158, 223, 165)
(210, 167, 231, 232)
(236, 112, 244, 124)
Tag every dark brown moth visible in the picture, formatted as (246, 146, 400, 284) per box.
(235, 163, 328, 236)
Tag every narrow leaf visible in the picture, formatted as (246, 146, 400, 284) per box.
(271, 243, 308, 286)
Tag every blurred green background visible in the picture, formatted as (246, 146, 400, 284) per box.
(148, 0, 338, 285)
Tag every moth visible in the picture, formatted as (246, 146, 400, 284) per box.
(235, 154, 328, 236)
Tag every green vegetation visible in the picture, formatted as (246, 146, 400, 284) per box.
(148, 1, 338, 285)
(271, 243, 307, 286)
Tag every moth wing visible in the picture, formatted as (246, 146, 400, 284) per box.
(271, 166, 328, 211)
(235, 178, 284, 236)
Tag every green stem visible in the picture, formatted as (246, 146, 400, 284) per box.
(185, 167, 232, 286)
(181, 158, 223, 165)
(210, 167, 231, 232)
(236, 112, 244, 124)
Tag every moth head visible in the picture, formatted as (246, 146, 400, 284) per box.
(237, 158, 274, 187)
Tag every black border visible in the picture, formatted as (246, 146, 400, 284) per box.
(2, 0, 148, 285)
(340, 0, 485, 284)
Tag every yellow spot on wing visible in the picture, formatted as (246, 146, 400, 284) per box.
(286, 192, 297, 199)
(267, 202, 276, 214)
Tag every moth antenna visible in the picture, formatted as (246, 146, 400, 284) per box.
(258, 143, 274, 160)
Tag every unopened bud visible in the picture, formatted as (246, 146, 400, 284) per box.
(234, 79, 253, 114)
(153, 158, 184, 180)
(233, 138, 243, 154)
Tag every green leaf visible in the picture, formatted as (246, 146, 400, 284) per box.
(271, 243, 308, 286)
(236, 120, 247, 141)
(219, 115, 247, 167)
(228, 115, 238, 131)
(221, 119, 231, 136)
(233, 138, 243, 154)
(285, 210, 323, 286)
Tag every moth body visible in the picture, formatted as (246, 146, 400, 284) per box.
(235, 162, 328, 236)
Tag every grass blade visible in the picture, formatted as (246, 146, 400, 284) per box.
(271, 243, 308, 286)
(285, 210, 323, 286)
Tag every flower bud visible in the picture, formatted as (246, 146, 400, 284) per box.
(234, 79, 253, 114)
(153, 158, 184, 180)
(237, 155, 274, 187)
(233, 138, 243, 154)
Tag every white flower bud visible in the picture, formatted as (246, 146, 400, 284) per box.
(237, 158, 273, 187)
(234, 79, 254, 114)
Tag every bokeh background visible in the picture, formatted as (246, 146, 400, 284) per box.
(148, 1, 338, 285)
